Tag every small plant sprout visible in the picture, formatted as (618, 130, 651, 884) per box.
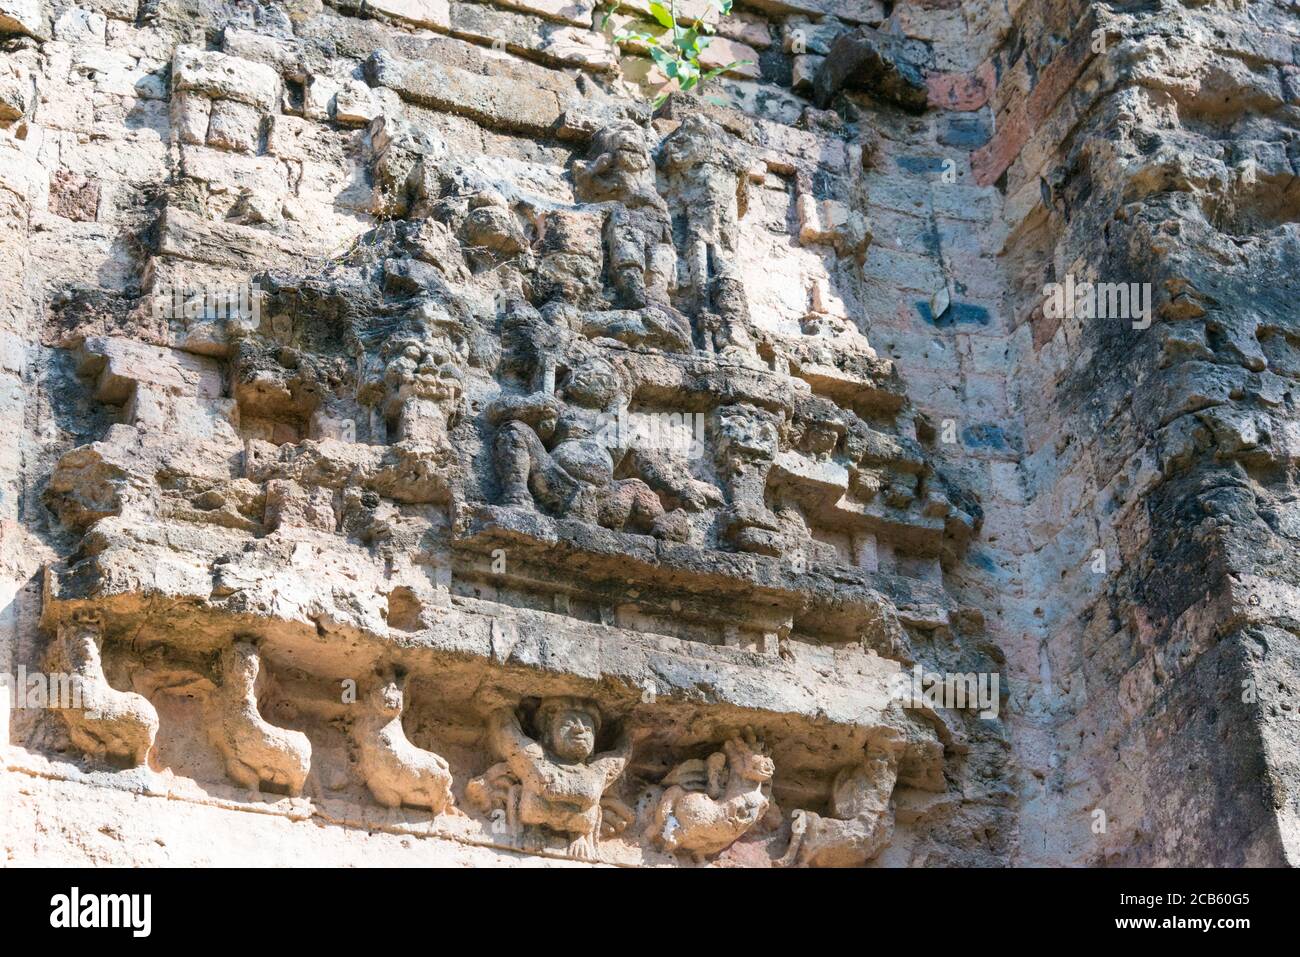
(602, 0, 754, 108)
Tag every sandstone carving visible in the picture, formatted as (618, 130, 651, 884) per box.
(49, 614, 159, 769)
(488, 357, 697, 538)
(352, 668, 456, 813)
(468, 699, 633, 859)
(713, 404, 784, 555)
(371, 334, 466, 447)
(777, 745, 901, 868)
(15, 0, 1275, 875)
(573, 120, 676, 311)
(652, 729, 774, 863)
(657, 114, 758, 361)
(206, 642, 313, 797)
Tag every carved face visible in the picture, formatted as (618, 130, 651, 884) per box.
(385, 340, 464, 405)
(379, 680, 404, 714)
(723, 733, 775, 783)
(592, 123, 652, 174)
(802, 422, 841, 457)
(548, 708, 597, 762)
(738, 751, 776, 782)
(537, 409, 559, 439)
(561, 360, 619, 409)
(715, 407, 780, 465)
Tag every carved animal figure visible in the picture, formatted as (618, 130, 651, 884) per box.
(207, 641, 312, 796)
(353, 668, 455, 813)
(776, 748, 900, 868)
(652, 728, 775, 863)
(54, 614, 159, 767)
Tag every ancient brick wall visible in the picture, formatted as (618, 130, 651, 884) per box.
(985, 0, 1300, 866)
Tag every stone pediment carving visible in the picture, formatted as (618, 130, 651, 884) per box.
(24, 88, 985, 867)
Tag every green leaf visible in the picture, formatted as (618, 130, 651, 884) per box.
(701, 59, 751, 80)
(599, 1, 621, 29)
(626, 0, 743, 108)
(646, 1, 675, 29)
(648, 45, 676, 71)
(613, 26, 656, 41)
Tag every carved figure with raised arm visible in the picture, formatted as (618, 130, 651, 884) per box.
(467, 697, 634, 860)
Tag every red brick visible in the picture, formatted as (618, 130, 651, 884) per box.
(971, 103, 1028, 186)
(970, 10, 1098, 186)
(1024, 18, 1097, 127)
(927, 59, 995, 112)
(1030, 303, 1058, 351)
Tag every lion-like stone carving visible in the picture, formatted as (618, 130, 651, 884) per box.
(50, 613, 159, 768)
(777, 746, 901, 868)
(351, 668, 456, 813)
(651, 728, 775, 863)
(206, 641, 312, 797)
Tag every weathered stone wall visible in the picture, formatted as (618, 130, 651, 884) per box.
(1, 0, 1294, 867)
(972, 0, 1300, 865)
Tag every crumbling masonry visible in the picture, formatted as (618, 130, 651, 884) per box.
(1, 0, 1297, 866)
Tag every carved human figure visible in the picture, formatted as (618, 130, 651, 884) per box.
(352, 667, 456, 813)
(206, 641, 312, 797)
(713, 403, 784, 554)
(461, 189, 530, 262)
(579, 305, 693, 354)
(777, 745, 901, 868)
(499, 296, 570, 395)
(530, 208, 606, 308)
(467, 698, 634, 860)
(573, 120, 677, 311)
(372, 333, 465, 446)
(657, 114, 757, 359)
(51, 612, 159, 768)
(488, 356, 715, 538)
(651, 728, 775, 863)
